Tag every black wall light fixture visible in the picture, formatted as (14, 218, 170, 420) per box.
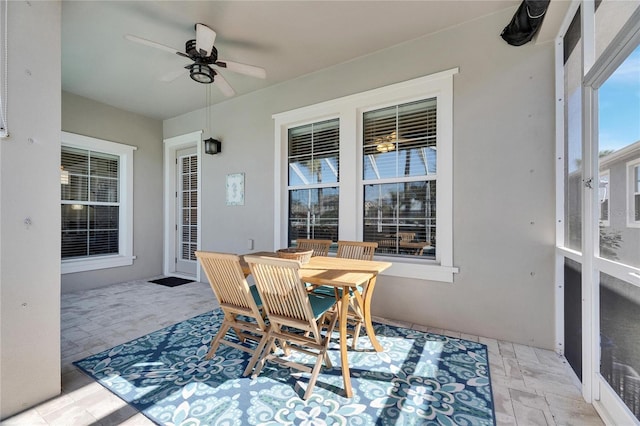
(204, 138, 222, 155)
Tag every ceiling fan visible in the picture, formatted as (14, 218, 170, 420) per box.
(125, 23, 266, 97)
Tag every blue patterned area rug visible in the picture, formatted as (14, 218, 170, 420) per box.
(74, 310, 495, 425)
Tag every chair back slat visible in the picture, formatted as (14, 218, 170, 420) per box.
(245, 256, 316, 327)
(336, 240, 378, 261)
(397, 232, 415, 242)
(296, 239, 333, 257)
(197, 251, 255, 311)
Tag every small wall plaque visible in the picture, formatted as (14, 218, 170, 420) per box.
(226, 173, 244, 206)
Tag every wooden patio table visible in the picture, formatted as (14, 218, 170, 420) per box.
(240, 251, 392, 398)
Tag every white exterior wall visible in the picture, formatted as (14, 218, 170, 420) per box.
(165, 7, 557, 348)
(0, 1, 61, 418)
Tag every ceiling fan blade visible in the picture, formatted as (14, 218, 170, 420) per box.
(214, 73, 235, 97)
(216, 60, 266, 79)
(124, 34, 187, 57)
(195, 23, 216, 57)
(159, 68, 188, 82)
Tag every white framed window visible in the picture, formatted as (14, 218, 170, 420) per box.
(61, 131, 136, 273)
(362, 98, 437, 259)
(599, 169, 610, 226)
(628, 159, 640, 228)
(287, 118, 340, 245)
(274, 69, 459, 282)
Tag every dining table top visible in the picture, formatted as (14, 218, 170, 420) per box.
(241, 251, 392, 288)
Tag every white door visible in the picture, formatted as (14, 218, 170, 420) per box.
(175, 147, 198, 276)
(592, 41, 640, 423)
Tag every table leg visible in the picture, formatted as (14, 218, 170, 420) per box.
(362, 276, 383, 352)
(339, 286, 353, 398)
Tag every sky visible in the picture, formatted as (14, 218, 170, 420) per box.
(598, 44, 640, 152)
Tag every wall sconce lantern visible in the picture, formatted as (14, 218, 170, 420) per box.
(204, 138, 222, 155)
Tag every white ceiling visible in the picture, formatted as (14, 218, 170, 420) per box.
(62, 1, 525, 121)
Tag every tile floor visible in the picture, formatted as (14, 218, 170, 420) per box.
(3, 278, 605, 425)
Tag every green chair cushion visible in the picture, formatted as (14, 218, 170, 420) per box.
(308, 293, 337, 318)
(249, 285, 263, 307)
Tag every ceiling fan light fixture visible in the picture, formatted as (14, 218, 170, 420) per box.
(125, 23, 266, 95)
(375, 130, 397, 153)
(376, 142, 395, 153)
(189, 64, 215, 84)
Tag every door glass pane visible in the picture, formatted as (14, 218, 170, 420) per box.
(598, 44, 640, 268)
(600, 273, 640, 420)
(564, 9, 583, 251)
(597, 41, 640, 421)
(564, 258, 583, 380)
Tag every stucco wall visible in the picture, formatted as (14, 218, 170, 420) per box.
(165, 8, 557, 348)
(61, 92, 164, 292)
(0, 1, 61, 418)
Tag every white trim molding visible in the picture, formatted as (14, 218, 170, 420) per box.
(60, 131, 137, 274)
(273, 69, 459, 283)
(163, 131, 202, 282)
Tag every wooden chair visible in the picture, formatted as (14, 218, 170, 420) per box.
(336, 240, 378, 261)
(309, 241, 378, 297)
(296, 238, 333, 257)
(195, 251, 269, 377)
(244, 255, 338, 400)
(297, 239, 333, 292)
(397, 232, 416, 242)
(336, 240, 378, 349)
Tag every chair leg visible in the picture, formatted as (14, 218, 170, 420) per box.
(206, 322, 231, 359)
(251, 333, 277, 379)
(348, 291, 366, 350)
(302, 312, 338, 400)
(243, 332, 270, 377)
(303, 353, 326, 400)
(322, 312, 338, 369)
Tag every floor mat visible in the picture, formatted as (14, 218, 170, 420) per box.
(149, 277, 194, 287)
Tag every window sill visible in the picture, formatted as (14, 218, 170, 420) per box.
(61, 255, 136, 274)
(377, 257, 459, 283)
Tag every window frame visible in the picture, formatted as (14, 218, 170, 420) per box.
(361, 98, 438, 259)
(627, 158, 640, 228)
(61, 131, 137, 274)
(274, 69, 459, 282)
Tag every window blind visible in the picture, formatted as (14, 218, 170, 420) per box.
(362, 98, 437, 258)
(287, 118, 340, 245)
(61, 147, 120, 258)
